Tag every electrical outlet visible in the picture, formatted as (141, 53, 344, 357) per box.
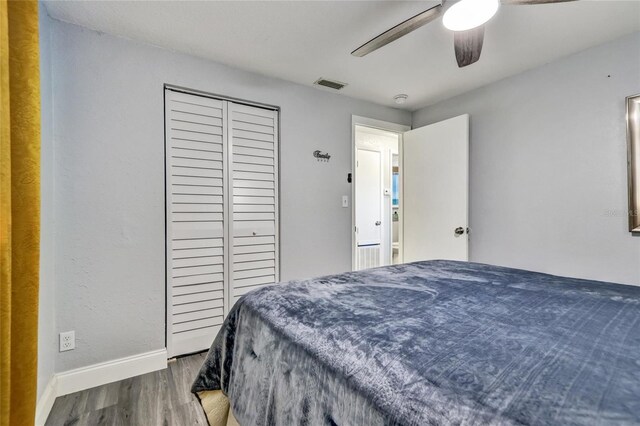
(59, 331, 75, 352)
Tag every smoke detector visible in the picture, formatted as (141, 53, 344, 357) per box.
(394, 94, 408, 105)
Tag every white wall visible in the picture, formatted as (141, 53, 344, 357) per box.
(48, 18, 410, 372)
(413, 32, 640, 286)
(37, 2, 56, 400)
(43, 10, 639, 380)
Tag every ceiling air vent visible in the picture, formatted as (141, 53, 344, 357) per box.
(314, 78, 347, 91)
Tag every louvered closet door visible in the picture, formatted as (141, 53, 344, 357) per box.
(229, 103, 279, 307)
(166, 90, 228, 357)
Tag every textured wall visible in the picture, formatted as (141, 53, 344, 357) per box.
(413, 32, 640, 286)
(49, 19, 410, 372)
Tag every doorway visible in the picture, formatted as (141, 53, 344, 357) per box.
(353, 121, 406, 270)
(351, 114, 470, 271)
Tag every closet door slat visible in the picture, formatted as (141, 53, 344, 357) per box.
(173, 307, 225, 325)
(234, 267, 276, 280)
(233, 235, 275, 246)
(172, 317, 225, 334)
(234, 154, 274, 166)
(172, 237, 223, 250)
(233, 162, 274, 174)
(233, 196, 275, 205)
(234, 275, 276, 289)
(233, 187, 274, 197)
(171, 225, 223, 240)
(172, 290, 224, 306)
(169, 102, 223, 118)
(172, 204, 224, 214)
(173, 246, 224, 258)
(172, 185, 223, 196)
(173, 255, 224, 269)
(234, 243, 275, 254)
(172, 273, 224, 287)
(172, 281, 224, 296)
(173, 298, 223, 315)
(234, 252, 275, 263)
(171, 129, 223, 144)
(234, 204, 275, 213)
(172, 194, 223, 204)
(171, 111, 223, 126)
(172, 155, 224, 167)
(233, 138, 274, 151)
(172, 139, 223, 153)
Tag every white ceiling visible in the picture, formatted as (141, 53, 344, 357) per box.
(44, 0, 640, 110)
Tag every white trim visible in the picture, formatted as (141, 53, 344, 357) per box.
(35, 375, 58, 426)
(351, 116, 410, 270)
(397, 136, 405, 265)
(56, 349, 167, 397)
(164, 88, 174, 358)
(386, 146, 394, 266)
(165, 83, 279, 112)
(351, 115, 411, 134)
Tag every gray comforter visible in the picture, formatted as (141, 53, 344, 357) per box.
(192, 260, 640, 425)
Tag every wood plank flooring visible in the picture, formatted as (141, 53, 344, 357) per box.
(45, 352, 209, 426)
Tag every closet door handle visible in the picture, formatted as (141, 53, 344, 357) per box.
(375, 221, 381, 226)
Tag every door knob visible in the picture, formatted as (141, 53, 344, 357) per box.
(375, 221, 381, 226)
(454, 227, 465, 236)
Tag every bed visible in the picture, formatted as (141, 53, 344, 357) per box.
(192, 260, 640, 425)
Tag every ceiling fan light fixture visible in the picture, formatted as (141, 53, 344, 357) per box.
(443, 0, 500, 32)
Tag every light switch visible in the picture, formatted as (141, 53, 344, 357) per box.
(342, 195, 349, 208)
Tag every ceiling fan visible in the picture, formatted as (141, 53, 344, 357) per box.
(352, 0, 578, 67)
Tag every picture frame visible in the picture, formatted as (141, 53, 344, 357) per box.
(627, 94, 640, 233)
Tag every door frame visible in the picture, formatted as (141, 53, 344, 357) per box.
(351, 116, 410, 271)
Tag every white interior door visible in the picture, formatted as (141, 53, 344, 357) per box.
(403, 114, 469, 262)
(356, 148, 382, 246)
(355, 148, 383, 270)
(166, 89, 280, 358)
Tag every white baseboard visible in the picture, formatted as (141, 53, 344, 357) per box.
(36, 348, 168, 425)
(35, 375, 58, 426)
(56, 348, 168, 396)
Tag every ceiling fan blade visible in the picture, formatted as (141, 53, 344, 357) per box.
(454, 26, 485, 68)
(351, 4, 443, 57)
(501, 0, 577, 4)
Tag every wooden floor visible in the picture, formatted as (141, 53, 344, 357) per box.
(45, 352, 209, 426)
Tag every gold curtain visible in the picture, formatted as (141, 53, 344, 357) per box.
(1, 1, 41, 425)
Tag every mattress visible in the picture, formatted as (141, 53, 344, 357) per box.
(196, 390, 239, 426)
(192, 260, 640, 425)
